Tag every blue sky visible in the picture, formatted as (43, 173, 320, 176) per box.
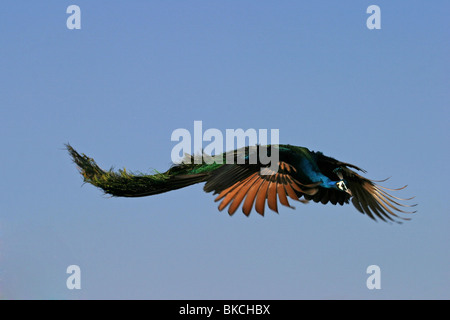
(0, 1, 449, 299)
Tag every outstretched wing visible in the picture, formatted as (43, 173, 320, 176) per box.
(345, 170, 417, 223)
(312, 152, 417, 223)
(204, 161, 319, 216)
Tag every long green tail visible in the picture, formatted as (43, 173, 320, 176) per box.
(66, 144, 214, 197)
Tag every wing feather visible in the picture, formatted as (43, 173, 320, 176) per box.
(255, 180, 270, 216)
(267, 181, 278, 213)
(277, 182, 292, 208)
(227, 173, 260, 215)
(242, 179, 264, 216)
(346, 171, 416, 223)
(208, 161, 311, 216)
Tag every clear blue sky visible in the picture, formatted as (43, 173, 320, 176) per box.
(0, 1, 449, 299)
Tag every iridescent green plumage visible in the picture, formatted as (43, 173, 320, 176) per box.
(66, 144, 209, 197)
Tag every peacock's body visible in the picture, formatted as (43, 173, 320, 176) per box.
(66, 144, 416, 223)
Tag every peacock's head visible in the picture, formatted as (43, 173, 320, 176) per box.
(336, 180, 352, 195)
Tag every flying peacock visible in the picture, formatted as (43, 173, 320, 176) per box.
(66, 144, 416, 223)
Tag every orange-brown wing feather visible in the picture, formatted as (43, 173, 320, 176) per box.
(242, 179, 264, 216)
(267, 180, 278, 213)
(215, 161, 317, 216)
(255, 180, 270, 216)
(227, 173, 260, 215)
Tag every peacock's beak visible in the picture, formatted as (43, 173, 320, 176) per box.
(345, 188, 352, 196)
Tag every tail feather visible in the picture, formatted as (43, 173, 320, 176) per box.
(66, 144, 208, 197)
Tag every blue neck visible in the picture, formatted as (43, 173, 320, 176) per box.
(323, 179, 338, 189)
(300, 158, 337, 188)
